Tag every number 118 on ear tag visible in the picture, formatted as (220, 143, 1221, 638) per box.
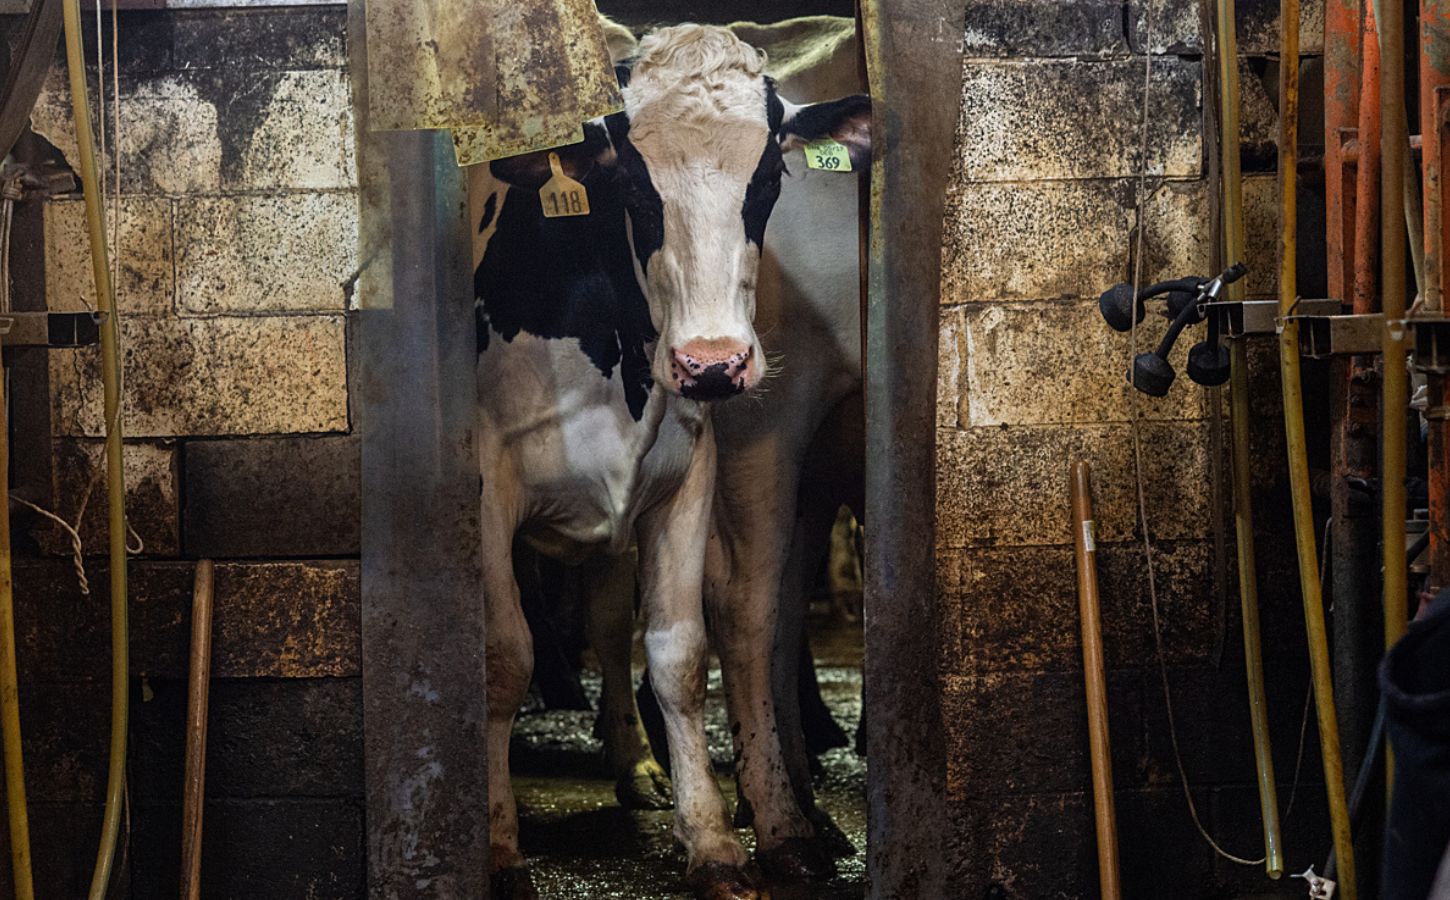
(803, 139, 852, 172)
(540, 152, 589, 218)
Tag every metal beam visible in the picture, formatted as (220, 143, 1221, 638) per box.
(860, 1, 960, 896)
(348, 3, 490, 897)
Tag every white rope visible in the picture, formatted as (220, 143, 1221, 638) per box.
(1127, 0, 1267, 868)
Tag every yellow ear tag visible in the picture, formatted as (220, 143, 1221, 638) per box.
(539, 152, 590, 218)
(803, 138, 853, 172)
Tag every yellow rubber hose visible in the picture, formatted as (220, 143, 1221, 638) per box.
(1277, 0, 1358, 894)
(1216, 0, 1283, 877)
(60, 0, 130, 897)
(0, 340, 35, 900)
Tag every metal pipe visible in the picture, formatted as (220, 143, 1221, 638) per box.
(1421, 0, 1450, 592)
(1279, 0, 1360, 894)
(1217, 0, 1283, 876)
(1380, 0, 1410, 669)
(61, 0, 130, 895)
(181, 561, 215, 900)
(0, 331, 35, 900)
(1070, 462, 1121, 900)
(1355, 3, 1383, 315)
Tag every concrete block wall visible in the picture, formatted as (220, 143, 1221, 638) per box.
(937, 0, 1334, 896)
(6, 7, 363, 897)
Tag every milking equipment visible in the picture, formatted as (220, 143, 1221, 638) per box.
(1095, 0, 1450, 887)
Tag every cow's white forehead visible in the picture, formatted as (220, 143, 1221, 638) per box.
(623, 25, 770, 183)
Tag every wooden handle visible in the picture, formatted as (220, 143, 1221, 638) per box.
(181, 560, 215, 900)
(1071, 462, 1121, 900)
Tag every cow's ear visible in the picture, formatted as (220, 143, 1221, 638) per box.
(779, 94, 872, 169)
(488, 124, 615, 189)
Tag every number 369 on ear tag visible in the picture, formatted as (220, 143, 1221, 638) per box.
(539, 151, 589, 218)
(803, 138, 852, 172)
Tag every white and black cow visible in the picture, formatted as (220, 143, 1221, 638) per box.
(471, 23, 870, 900)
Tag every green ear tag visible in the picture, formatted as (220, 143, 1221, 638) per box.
(803, 138, 853, 172)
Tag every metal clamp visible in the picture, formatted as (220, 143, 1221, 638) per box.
(1289, 309, 1385, 358)
(0, 311, 103, 351)
(1291, 866, 1337, 899)
(1214, 298, 1339, 338)
(1408, 313, 1450, 373)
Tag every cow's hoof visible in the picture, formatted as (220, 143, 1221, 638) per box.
(757, 836, 836, 881)
(687, 862, 764, 900)
(615, 759, 674, 810)
(490, 866, 539, 900)
(807, 806, 858, 858)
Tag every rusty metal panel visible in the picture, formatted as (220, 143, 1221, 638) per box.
(348, 2, 490, 898)
(860, 1, 961, 897)
(450, 0, 623, 165)
(363, 0, 496, 131)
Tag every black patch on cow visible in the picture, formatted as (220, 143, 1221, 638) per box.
(474, 160, 657, 421)
(742, 80, 787, 247)
(605, 111, 665, 272)
(478, 193, 497, 233)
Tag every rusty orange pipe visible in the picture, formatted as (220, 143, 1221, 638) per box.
(1421, 0, 1450, 595)
(1324, 0, 1361, 303)
(1355, 1, 1383, 315)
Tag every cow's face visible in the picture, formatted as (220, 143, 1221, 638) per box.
(608, 25, 870, 401)
(489, 25, 870, 403)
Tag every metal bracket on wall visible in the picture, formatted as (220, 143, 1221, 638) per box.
(1214, 297, 1340, 337)
(1408, 314, 1450, 372)
(1290, 309, 1385, 358)
(0, 311, 101, 354)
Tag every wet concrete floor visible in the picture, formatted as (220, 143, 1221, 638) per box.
(510, 611, 866, 898)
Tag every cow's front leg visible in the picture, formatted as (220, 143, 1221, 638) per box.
(705, 442, 832, 882)
(481, 504, 537, 899)
(583, 551, 673, 810)
(636, 424, 757, 900)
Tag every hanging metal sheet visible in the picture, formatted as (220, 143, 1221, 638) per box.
(363, 0, 497, 131)
(450, 0, 623, 165)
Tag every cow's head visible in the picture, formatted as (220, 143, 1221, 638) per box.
(489, 24, 871, 402)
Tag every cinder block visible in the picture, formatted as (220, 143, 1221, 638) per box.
(129, 798, 363, 900)
(947, 540, 1215, 675)
(956, 300, 1205, 427)
(938, 306, 967, 429)
(1243, 174, 1282, 298)
(171, 8, 348, 71)
(956, 58, 1201, 182)
(1238, 0, 1325, 54)
(49, 314, 349, 437)
(44, 197, 174, 316)
(1140, 178, 1211, 286)
(32, 439, 179, 558)
(935, 421, 1214, 548)
(12, 559, 359, 681)
(943, 671, 1144, 796)
(945, 791, 1098, 897)
(182, 435, 360, 558)
(942, 179, 1133, 303)
(1127, 0, 1203, 54)
(30, 69, 223, 196)
(961, 0, 1126, 58)
(226, 69, 356, 191)
(132, 678, 362, 802)
(176, 193, 357, 314)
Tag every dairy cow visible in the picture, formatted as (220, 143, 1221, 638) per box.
(471, 23, 870, 899)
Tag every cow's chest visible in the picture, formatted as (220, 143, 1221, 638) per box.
(479, 330, 703, 555)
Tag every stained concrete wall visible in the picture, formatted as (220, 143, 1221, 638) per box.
(5, 7, 364, 896)
(937, 0, 1336, 896)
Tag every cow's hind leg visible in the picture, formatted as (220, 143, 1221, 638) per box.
(484, 525, 538, 898)
(584, 551, 673, 810)
(637, 426, 758, 900)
